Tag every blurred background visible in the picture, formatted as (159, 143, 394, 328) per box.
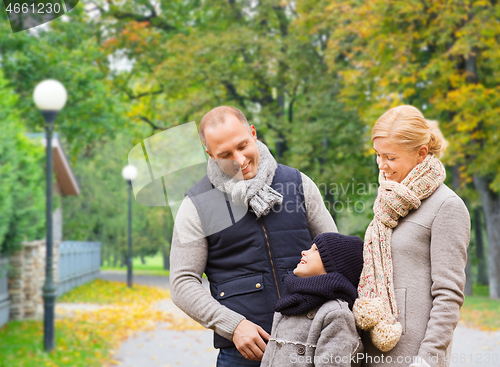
(0, 1, 499, 365)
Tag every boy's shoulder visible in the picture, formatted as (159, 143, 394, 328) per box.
(272, 299, 354, 324)
(316, 299, 353, 319)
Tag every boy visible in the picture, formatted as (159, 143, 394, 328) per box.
(260, 232, 364, 367)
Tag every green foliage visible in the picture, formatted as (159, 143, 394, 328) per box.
(473, 284, 490, 297)
(62, 131, 174, 264)
(77, 0, 376, 227)
(0, 6, 128, 156)
(0, 75, 45, 255)
(4, 0, 498, 257)
(304, 0, 500, 191)
(297, 0, 500, 293)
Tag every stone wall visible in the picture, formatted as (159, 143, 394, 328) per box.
(8, 240, 58, 320)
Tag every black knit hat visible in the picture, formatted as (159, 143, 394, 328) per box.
(313, 232, 364, 288)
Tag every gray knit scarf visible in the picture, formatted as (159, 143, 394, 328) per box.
(206, 140, 283, 218)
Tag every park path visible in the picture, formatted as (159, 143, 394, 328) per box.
(449, 324, 500, 367)
(100, 271, 500, 367)
(100, 271, 217, 367)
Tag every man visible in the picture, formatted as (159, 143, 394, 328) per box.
(170, 106, 337, 367)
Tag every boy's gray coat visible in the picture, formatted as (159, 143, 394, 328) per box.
(260, 299, 363, 367)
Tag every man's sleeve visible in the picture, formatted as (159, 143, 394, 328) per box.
(300, 172, 338, 238)
(169, 196, 246, 341)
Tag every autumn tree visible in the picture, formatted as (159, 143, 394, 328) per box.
(0, 7, 127, 155)
(304, 0, 500, 298)
(85, 0, 375, 223)
(1, 1, 379, 262)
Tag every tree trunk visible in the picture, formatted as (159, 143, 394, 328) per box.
(474, 207, 489, 285)
(473, 174, 500, 299)
(140, 255, 146, 265)
(453, 166, 473, 296)
(464, 245, 474, 297)
(318, 137, 337, 224)
(274, 92, 287, 162)
(275, 137, 286, 161)
(163, 249, 170, 271)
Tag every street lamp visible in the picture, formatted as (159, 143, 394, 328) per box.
(121, 165, 138, 288)
(33, 79, 67, 353)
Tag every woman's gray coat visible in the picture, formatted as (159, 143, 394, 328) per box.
(363, 184, 470, 367)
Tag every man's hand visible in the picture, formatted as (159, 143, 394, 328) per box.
(232, 319, 270, 361)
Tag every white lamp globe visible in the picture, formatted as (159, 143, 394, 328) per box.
(122, 165, 138, 181)
(33, 79, 68, 111)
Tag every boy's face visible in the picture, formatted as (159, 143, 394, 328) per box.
(293, 243, 327, 278)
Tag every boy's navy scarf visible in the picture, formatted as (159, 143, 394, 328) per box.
(274, 273, 358, 316)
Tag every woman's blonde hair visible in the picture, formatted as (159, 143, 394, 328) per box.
(371, 105, 448, 158)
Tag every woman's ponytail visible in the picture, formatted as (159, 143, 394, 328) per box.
(426, 119, 448, 158)
(372, 105, 448, 158)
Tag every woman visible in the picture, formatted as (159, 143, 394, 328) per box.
(352, 105, 470, 367)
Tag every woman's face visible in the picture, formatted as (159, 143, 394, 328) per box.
(373, 138, 427, 183)
(293, 243, 327, 278)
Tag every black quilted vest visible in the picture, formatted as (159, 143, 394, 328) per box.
(186, 164, 312, 348)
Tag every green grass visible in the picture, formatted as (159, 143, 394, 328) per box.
(472, 284, 489, 297)
(0, 280, 171, 367)
(58, 279, 170, 304)
(460, 285, 500, 331)
(101, 267, 170, 276)
(0, 320, 110, 367)
(101, 252, 170, 276)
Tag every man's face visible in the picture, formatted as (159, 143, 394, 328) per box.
(204, 115, 260, 180)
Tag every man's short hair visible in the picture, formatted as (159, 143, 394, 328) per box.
(199, 106, 250, 149)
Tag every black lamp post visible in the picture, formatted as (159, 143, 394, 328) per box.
(33, 79, 67, 352)
(121, 165, 138, 288)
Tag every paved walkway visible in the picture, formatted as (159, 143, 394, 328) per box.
(99, 272, 500, 367)
(100, 271, 217, 367)
(450, 324, 500, 367)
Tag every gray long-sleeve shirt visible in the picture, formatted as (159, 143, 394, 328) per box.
(169, 172, 337, 342)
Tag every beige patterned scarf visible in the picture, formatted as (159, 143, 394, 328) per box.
(353, 154, 446, 352)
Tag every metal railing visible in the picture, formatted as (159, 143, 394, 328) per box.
(57, 241, 101, 297)
(0, 258, 10, 328)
